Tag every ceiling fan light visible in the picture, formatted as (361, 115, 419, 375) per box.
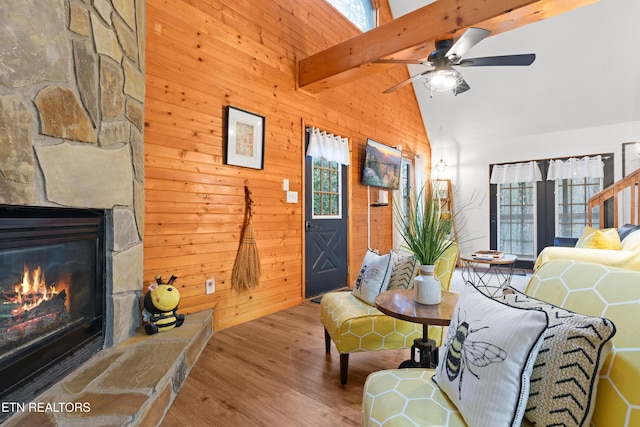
(424, 69, 463, 92)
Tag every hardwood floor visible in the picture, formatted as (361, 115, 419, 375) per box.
(161, 300, 411, 427)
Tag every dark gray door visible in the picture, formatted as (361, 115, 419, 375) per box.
(304, 128, 348, 298)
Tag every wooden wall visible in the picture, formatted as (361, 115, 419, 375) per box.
(144, 0, 431, 330)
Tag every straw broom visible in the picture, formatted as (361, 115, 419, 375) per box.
(231, 182, 261, 291)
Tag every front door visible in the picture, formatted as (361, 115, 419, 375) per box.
(304, 128, 348, 298)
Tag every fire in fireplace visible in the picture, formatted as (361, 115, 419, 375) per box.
(0, 206, 105, 407)
(1, 265, 72, 356)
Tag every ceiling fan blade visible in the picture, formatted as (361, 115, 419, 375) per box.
(446, 28, 491, 60)
(383, 69, 433, 94)
(457, 54, 536, 67)
(373, 58, 426, 65)
(453, 80, 470, 96)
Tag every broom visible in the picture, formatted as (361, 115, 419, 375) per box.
(231, 182, 261, 292)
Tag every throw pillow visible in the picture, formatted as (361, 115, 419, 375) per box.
(500, 288, 616, 427)
(575, 226, 621, 250)
(387, 250, 417, 290)
(621, 229, 640, 251)
(433, 286, 548, 427)
(352, 250, 392, 305)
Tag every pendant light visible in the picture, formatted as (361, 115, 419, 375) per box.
(435, 126, 447, 173)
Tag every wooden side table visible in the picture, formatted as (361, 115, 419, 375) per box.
(375, 289, 458, 368)
(459, 253, 518, 297)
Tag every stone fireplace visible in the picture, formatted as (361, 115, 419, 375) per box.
(0, 0, 145, 407)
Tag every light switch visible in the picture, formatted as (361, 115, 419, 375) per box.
(283, 179, 289, 191)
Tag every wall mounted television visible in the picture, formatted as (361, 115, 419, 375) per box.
(361, 139, 402, 190)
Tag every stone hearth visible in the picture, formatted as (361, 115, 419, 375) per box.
(3, 310, 213, 427)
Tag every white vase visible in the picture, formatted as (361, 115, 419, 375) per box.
(413, 265, 441, 305)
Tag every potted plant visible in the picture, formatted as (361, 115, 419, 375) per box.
(396, 182, 455, 304)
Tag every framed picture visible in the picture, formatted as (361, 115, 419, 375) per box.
(225, 106, 265, 170)
(622, 141, 640, 177)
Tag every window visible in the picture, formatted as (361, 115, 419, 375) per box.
(400, 159, 412, 222)
(556, 177, 602, 238)
(326, 0, 376, 32)
(497, 182, 537, 260)
(312, 158, 342, 218)
(490, 154, 613, 269)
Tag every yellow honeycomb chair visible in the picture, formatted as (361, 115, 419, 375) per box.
(362, 260, 640, 426)
(320, 243, 459, 384)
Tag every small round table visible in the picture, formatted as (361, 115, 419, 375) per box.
(375, 289, 458, 368)
(459, 253, 518, 297)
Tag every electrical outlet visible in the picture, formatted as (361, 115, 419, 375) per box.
(205, 276, 215, 294)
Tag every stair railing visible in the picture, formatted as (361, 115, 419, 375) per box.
(588, 168, 640, 228)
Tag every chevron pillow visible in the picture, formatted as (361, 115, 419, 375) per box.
(501, 288, 616, 427)
(387, 250, 417, 290)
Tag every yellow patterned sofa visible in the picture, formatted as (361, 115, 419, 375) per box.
(320, 244, 459, 384)
(362, 259, 640, 426)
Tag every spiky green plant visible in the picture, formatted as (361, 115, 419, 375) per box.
(396, 183, 454, 266)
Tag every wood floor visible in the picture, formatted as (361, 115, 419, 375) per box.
(161, 300, 411, 427)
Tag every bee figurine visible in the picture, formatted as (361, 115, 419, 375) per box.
(441, 307, 507, 400)
(142, 275, 185, 335)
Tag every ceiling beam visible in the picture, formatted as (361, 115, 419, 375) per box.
(297, 0, 598, 93)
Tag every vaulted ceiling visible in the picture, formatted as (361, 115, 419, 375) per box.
(297, 0, 599, 93)
(298, 0, 640, 146)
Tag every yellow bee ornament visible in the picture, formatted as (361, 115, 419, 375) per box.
(142, 275, 185, 335)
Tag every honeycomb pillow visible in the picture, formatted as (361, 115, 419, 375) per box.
(432, 286, 548, 427)
(386, 250, 417, 291)
(501, 288, 616, 427)
(575, 226, 621, 250)
(352, 250, 392, 305)
(621, 229, 640, 251)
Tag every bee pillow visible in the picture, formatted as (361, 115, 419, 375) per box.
(351, 249, 392, 305)
(433, 286, 548, 427)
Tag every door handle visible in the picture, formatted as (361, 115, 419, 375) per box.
(305, 221, 317, 231)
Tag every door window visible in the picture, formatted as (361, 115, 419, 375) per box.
(556, 177, 602, 237)
(312, 158, 342, 219)
(497, 182, 537, 260)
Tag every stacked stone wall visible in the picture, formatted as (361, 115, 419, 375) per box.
(0, 0, 146, 347)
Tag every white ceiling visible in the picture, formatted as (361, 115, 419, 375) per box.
(387, 0, 640, 144)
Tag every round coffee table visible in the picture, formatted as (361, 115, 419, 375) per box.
(459, 253, 518, 297)
(375, 289, 458, 368)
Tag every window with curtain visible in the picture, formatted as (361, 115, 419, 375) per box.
(490, 154, 613, 269)
(392, 157, 413, 251)
(548, 156, 604, 238)
(306, 127, 349, 219)
(498, 182, 537, 259)
(325, 0, 376, 32)
(490, 162, 542, 260)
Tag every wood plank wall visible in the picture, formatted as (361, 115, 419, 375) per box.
(144, 0, 431, 330)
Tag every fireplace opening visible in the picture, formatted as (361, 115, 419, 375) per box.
(0, 206, 105, 405)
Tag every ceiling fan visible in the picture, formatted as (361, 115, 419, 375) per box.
(378, 28, 535, 95)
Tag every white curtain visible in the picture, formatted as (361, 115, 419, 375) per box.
(306, 127, 350, 165)
(546, 155, 604, 180)
(490, 161, 542, 184)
